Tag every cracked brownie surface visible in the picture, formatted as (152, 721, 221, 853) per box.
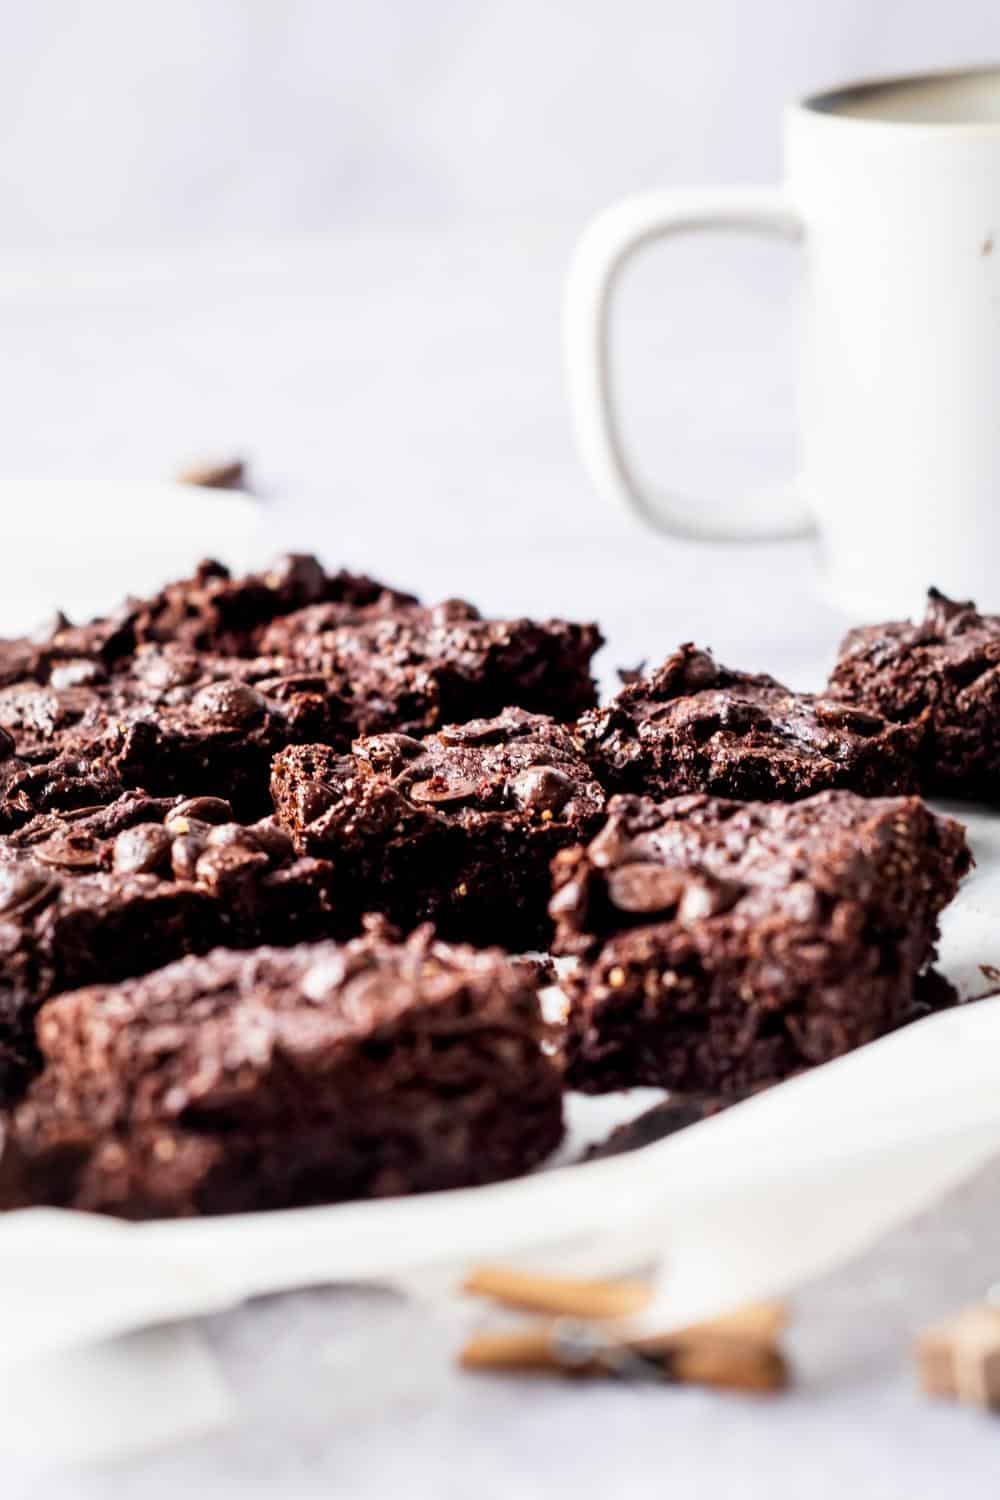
(828, 588, 1000, 798)
(0, 792, 336, 1100)
(1, 921, 564, 1218)
(577, 643, 922, 802)
(271, 707, 606, 950)
(551, 789, 970, 1093)
(0, 557, 602, 822)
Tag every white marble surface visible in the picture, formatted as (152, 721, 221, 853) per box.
(1, 228, 998, 1495)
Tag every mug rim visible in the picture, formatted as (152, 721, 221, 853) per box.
(797, 61, 1000, 135)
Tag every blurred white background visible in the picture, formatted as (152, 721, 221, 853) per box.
(1, 0, 996, 243)
(0, 1, 996, 673)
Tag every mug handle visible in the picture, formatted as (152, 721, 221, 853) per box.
(565, 187, 810, 540)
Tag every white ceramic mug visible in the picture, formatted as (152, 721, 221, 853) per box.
(566, 65, 1000, 617)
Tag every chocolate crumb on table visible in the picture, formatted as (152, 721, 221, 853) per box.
(551, 789, 970, 1094)
(577, 642, 923, 802)
(0, 922, 564, 1218)
(271, 707, 607, 951)
(0, 791, 337, 1102)
(828, 587, 1000, 799)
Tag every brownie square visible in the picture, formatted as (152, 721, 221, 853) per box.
(1, 922, 564, 1218)
(271, 708, 606, 950)
(828, 588, 1000, 798)
(551, 789, 970, 1093)
(260, 598, 603, 729)
(0, 557, 602, 822)
(577, 643, 922, 802)
(0, 792, 337, 1100)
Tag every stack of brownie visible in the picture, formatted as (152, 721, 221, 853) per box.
(0, 558, 982, 1218)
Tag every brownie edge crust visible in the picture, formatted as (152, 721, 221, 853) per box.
(0, 923, 564, 1218)
(551, 790, 971, 1094)
(828, 587, 1000, 799)
(578, 643, 922, 802)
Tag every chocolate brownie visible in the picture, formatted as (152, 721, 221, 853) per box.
(0, 559, 601, 821)
(0, 656, 327, 824)
(271, 708, 606, 950)
(0, 792, 337, 1100)
(259, 598, 603, 729)
(0, 555, 414, 676)
(828, 588, 1000, 798)
(551, 789, 970, 1093)
(1, 922, 564, 1217)
(577, 643, 922, 802)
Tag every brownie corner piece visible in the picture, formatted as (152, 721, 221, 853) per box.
(577, 642, 922, 802)
(828, 587, 1000, 798)
(271, 707, 606, 950)
(0, 791, 340, 1102)
(4, 923, 564, 1217)
(551, 789, 970, 1094)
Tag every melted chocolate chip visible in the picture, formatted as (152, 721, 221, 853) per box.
(606, 862, 687, 914)
(509, 765, 573, 814)
(112, 824, 173, 875)
(191, 681, 267, 727)
(409, 776, 480, 806)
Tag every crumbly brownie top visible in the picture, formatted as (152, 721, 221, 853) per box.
(0, 788, 337, 1097)
(828, 588, 1000, 795)
(1, 921, 564, 1216)
(260, 599, 603, 728)
(272, 707, 605, 842)
(22, 922, 550, 1136)
(0, 557, 601, 822)
(577, 643, 922, 801)
(0, 556, 415, 677)
(550, 788, 971, 955)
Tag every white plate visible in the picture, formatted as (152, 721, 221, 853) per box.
(0, 479, 271, 634)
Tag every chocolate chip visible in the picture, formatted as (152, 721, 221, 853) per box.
(170, 833, 207, 882)
(409, 776, 480, 805)
(813, 700, 886, 735)
(677, 877, 743, 923)
(0, 726, 14, 760)
(0, 863, 55, 917)
(245, 819, 294, 862)
(191, 681, 267, 727)
(33, 835, 100, 871)
(606, 862, 687, 914)
(437, 719, 506, 747)
(204, 822, 286, 865)
(509, 765, 573, 814)
(170, 796, 233, 825)
(361, 733, 428, 771)
(264, 553, 327, 600)
(113, 824, 173, 875)
(924, 587, 976, 638)
(194, 844, 267, 889)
